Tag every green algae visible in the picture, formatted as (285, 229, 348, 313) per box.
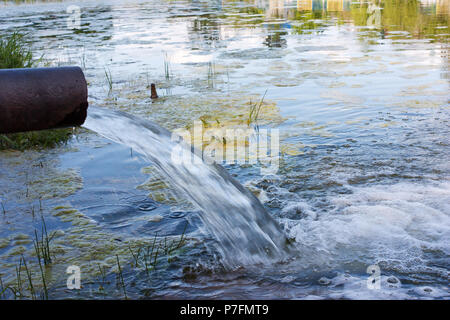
(11, 234, 29, 241)
(138, 166, 190, 208)
(6, 245, 27, 257)
(0, 239, 9, 249)
(27, 168, 83, 200)
(0, 202, 190, 299)
(0, 152, 84, 203)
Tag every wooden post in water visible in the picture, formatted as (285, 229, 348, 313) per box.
(0, 67, 88, 134)
(150, 83, 158, 99)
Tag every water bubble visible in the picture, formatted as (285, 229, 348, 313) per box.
(137, 203, 157, 211)
(386, 276, 401, 288)
(169, 211, 188, 219)
(318, 277, 332, 286)
(280, 275, 295, 283)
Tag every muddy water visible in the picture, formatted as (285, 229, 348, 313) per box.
(0, 0, 449, 299)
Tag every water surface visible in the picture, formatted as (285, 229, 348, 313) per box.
(0, 0, 449, 299)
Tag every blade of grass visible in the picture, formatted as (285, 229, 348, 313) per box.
(115, 255, 127, 299)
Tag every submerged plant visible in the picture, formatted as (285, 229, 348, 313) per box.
(247, 89, 268, 126)
(132, 224, 188, 276)
(3, 253, 49, 300)
(115, 255, 127, 299)
(32, 216, 54, 300)
(207, 61, 215, 88)
(33, 216, 55, 266)
(14, 259, 24, 298)
(97, 263, 108, 285)
(0, 275, 6, 299)
(128, 245, 142, 268)
(104, 67, 113, 92)
(3, 215, 59, 299)
(163, 52, 171, 80)
(21, 256, 36, 300)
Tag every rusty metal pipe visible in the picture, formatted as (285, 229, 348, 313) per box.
(0, 67, 88, 134)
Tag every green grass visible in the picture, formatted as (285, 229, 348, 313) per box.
(0, 129, 73, 151)
(32, 216, 54, 300)
(1, 229, 189, 299)
(21, 256, 36, 300)
(207, 61, 215, 88)
(0, 275, 6, 299)
(0, 32, 34, 69)
(104, 67, 113, 92)
(164, 52, 171, 80)
(115, 255, 127, 299)
(0, 215, 54, 300)
(247, 89, 268, 126)
(33, 215, 55, 266)
(129, 223, 188, 277)
(0, 32, 73, 151)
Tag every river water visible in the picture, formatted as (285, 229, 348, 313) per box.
(0, 0, 449, 299)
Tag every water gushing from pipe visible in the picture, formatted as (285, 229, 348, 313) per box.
(83, 107, 288, 268)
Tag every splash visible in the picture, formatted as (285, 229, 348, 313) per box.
(83, 106, 288, 268)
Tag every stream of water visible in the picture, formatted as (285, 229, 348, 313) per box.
(83, 106, 289, 268)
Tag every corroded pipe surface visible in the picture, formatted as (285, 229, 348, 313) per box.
(0, 67, 88, 134)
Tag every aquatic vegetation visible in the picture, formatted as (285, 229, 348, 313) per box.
(0, 32, 34, 69)
(103, 78, 285, 131)
(26, 169, 83, 200)
(163, 52, 171, 81)
(21, 257, 36, 300)
(104, 67, 113, 92)
(0, 128, 74, 151)
(0, 154, 83, 203)
(0, 203, 190, 299)
(138, 166, 191, 208)
(320, 90, 365, 105)
(115, 255, 127, 299)
(96, 75, 287, 168)
(129, 226, 187, 272)
(247, 90, 268, 126)
(33, 216, 55, 266)
(0, 215, 55, 300)
(0, 239, 9, 249)
(280, 144, 305, 156)
(207, 61, 215, 88)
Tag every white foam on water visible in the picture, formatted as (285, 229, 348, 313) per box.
(324, 273, 449, 300)
(281, 181, 450, 298)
